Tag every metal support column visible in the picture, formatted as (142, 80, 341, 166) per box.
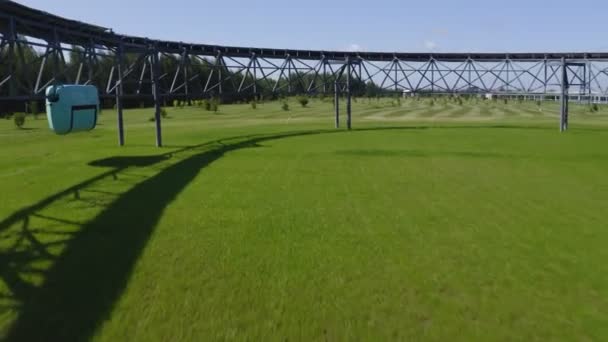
(334, 80, 340, 128)
(218, 52, 223, 95)
(394, 59, 398, 92)
(287, 55, 292, 94)
(560, 57, 569, 132)
(587, 59, 592, 106)
(151, 49, 163, 147)
(323, 59, 327, 93)
(252, 53, 257, 97)
(7, 17, 17, 97)
(543, 58, 548, 94)
(346, 57, 352, 130)
(115, 44, 125, 146)
(183, 50, 190, 105)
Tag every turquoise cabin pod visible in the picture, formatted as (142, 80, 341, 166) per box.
(45, 85, 99, 135)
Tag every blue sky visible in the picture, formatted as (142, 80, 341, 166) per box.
(17, 0, 608, 52)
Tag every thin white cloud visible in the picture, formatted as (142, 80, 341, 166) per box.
(423, 40, 438, 51)
(347, 43, 363, 52)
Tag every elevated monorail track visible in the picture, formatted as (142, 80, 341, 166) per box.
(1, 0, 605, 144)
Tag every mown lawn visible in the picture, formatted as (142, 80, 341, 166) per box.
(0, 98, 607, 341)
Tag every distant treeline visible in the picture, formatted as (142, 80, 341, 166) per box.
(0, 39, 408, 115)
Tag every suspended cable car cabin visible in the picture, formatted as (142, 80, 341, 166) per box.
(46, 85, 99, 134)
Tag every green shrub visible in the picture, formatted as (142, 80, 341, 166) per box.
(202, 99, 211, 111)
(148, 117, 156, 122)
(297, 96, 309, 107)
(503, 98, 508, 105)
(590, 103, 599, 112)
(14, 113, 26, 128)
(160, 108, 168, 118)
(210, 98, 219, 113)
(173, 99, 179, 108)
(251, 101, 257, 110)
(282, 102, 289, 111)
(29, 100, 40, 115)
(428, 99, 435, 107)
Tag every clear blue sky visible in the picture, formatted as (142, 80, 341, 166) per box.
(16, 0, 608, 52)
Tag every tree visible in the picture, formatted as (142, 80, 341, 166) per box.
(297, 96, 309, 107)
(14, 113, 26, 128)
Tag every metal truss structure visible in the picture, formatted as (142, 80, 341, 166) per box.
(2, 1, 608, 145)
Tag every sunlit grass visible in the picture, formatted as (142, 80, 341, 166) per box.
(0, 98, 607, 340)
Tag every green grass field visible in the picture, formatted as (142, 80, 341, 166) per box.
(1, 98, 608, 341)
